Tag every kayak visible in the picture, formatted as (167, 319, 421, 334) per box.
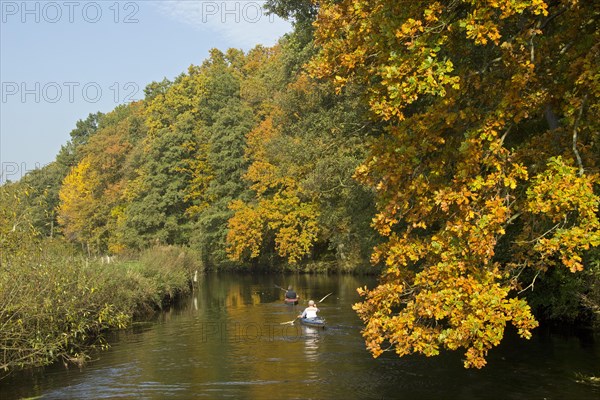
(284, 297, 299, 305)
(299, 317, 326, 329)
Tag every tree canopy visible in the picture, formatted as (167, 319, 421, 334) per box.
(309, 0, 599, 368)
(6, 0, 599, 369)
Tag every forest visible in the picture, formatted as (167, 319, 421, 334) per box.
(1, 0, 599, 373)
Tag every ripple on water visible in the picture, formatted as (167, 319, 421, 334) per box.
(3, 275, 599, 400)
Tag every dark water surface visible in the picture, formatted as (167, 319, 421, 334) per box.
(2, 273, 599, 399)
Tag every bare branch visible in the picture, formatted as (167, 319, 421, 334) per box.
(544, 105, 560, 131)
(504, 212, 521, 227)
(572, 95, 587, 176)
(499, 124, 512, 147)
(515, 222, 561, 245)
(519, 270, 542, 294)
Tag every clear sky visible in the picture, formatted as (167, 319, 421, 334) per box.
(0, 0, 291, 183)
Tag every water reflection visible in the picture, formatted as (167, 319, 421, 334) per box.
(1, 273, 599, 400)
(302, 326, 321, 365)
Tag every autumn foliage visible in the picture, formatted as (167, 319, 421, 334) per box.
(11, 0, 599, 371)
(311, 0, 599, 367)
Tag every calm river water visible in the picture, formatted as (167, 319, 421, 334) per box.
(1, 273, 599, 399)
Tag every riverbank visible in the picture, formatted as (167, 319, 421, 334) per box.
(2, 236, 597, 380)
(2, 274, 599, 400)
(0, 242, 201, 378)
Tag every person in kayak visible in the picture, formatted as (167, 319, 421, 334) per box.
(299, 300, 319, 319)
(285, 285, 297, 300)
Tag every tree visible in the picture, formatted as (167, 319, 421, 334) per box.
(310, 0, 599, 368)
(56, 112, 104, 169)
(18, 162, 67, 237)
(121, 119, 197, 248)
(55, 104, 145, 253)
(16, 113, 105, 238)
(227, 43, 377, 266)
(265, 0, 318, 43)
(57, 157, 102, 250)
(190, 99, 255, 266)
(180, 50, 256, 267)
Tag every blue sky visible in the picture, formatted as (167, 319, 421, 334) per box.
(0, 0, 291, 182)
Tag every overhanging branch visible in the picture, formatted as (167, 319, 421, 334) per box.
(572, 95, 587, 176)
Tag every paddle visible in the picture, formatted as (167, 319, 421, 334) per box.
(318, 292, 333, 303)
(280, 316, 299, 325)
(274, 284, 287, 292)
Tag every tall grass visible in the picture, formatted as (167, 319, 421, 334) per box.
(119, 246, 201, 316)
(0, 239, 202, 377)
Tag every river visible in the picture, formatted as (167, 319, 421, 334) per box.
(1, 273, 599, 399)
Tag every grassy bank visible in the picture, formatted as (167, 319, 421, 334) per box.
(0, 242, 201, 377)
